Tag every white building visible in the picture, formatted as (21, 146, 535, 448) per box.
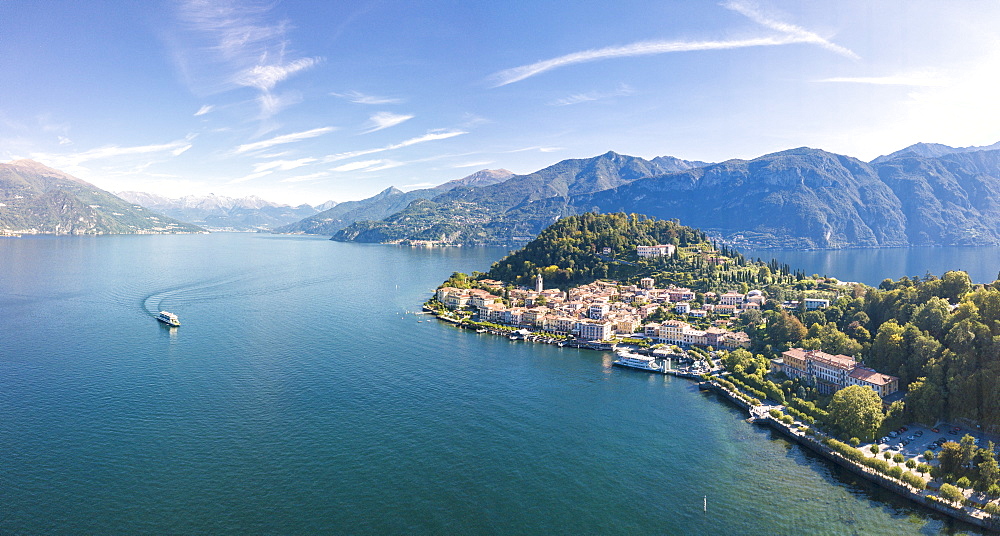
(636, 244, 676, 258)
(577, 320, 614, 341)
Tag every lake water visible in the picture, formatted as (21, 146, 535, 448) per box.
(0, 233, 989, 534)
(741, 246, 1000, 286)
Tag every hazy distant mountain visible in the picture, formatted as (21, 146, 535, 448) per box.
(0, 160, 203, 236)
(274, 169, 515, 235)
(332, 144, 1000, 248)
(116, 191, 320, 231)
(871, 141, 1000, 164)
(332, 152, 705, 244)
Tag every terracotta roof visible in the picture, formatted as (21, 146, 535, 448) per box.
(811, 352, 856, 370)
(850, 367, 898, 386)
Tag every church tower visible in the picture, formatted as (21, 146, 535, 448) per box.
(535, 273, 543, 293)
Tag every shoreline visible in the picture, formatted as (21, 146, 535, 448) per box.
(429, 305, 1000, 533)
(703, 380, 1000, 532)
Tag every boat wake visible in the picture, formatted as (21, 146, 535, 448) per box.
(140, 271, 347, 317)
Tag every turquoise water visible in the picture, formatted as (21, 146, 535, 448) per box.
(0, 234, 986, 534)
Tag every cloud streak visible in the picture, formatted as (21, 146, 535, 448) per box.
(331, 90, 404, 105)
(280, 171, 332, 183)
(489, 1, 857, 86)
(325, 129, 467, 162)
(235, 57, 320, 91)
(252, 157, 317, 173)
(30, 137, 195, 168)
(549, 84, 636, 106)
(723, 1, 859, 60)
(490, 36, 798, 86)
(227, 170, 272, 184)
(235, 126, 336, 153)
(362, 112, 414, 133)
(817, 73, 946, 87)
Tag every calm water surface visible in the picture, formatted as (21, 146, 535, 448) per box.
(741, 245, 1000, 286)
(0, 234, 988, 534)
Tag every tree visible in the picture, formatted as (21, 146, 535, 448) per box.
(802, 322, 862, 356)
(960, 434, 979, 469)
(907, 377, 945, 424)
(939, 441, 963, 475)
(827, 385, 885, 440)
(939, 483, 965, 505)
(978, 454, 1000, 492)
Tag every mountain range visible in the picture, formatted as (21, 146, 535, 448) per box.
(0, 160, 203, 235)
(274, 168, 514, 235)
(115, 191, 328, 232)
(319, 142, 1000, 249)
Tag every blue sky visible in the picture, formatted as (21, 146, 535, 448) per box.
(2, 1, 1000, 205)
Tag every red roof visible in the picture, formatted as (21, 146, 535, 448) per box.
(849, 367, 898, 386)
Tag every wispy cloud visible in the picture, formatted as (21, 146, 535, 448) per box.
(252, 157, 317, 173)
(57, 136, 73, 145)
(194, 104, 215, 116)
(235, 126, 336, 154)
(227, 170, 272, 184)
(451, 160, 495, 168)
(331, 159, 386, 172)
(325, 129, 467, 162)
(401, 182, 436, 190)
(257, 91, 303, 118)
(235, 57, 320, 91)
(549, 84, 636, 106)
(30, 137, 195, 168)
(490, 36, 796, 86)
(817, 72, 947, 87)
(331, 90, 404, 105)
(362, 111, 414, 133)
(489, 1, 857, 86)
(329, 159, 404, 173)
(172, 1, 321, 118)
(504, 146, 564, 153)
(362, 160, 404, 172)
(722, 1, 859, 60)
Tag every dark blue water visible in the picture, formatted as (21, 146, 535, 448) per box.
(0, 234, 987, 534)
(741, 246, 1000, 286)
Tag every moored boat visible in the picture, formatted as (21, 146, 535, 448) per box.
(612, 348, 664, 373)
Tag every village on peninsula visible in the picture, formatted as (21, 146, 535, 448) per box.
(426, 212, 1000, 530)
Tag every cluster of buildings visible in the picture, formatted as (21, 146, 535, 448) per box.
(778, 348, 899, 398)
(434, 274, 753, 349)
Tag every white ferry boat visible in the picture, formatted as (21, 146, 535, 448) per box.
(612, 349, 664, 373)
(156, 311, 180, 327)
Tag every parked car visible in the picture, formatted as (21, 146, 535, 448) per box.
(932, 428, 940, 433)
(915, 430, 924, 437)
